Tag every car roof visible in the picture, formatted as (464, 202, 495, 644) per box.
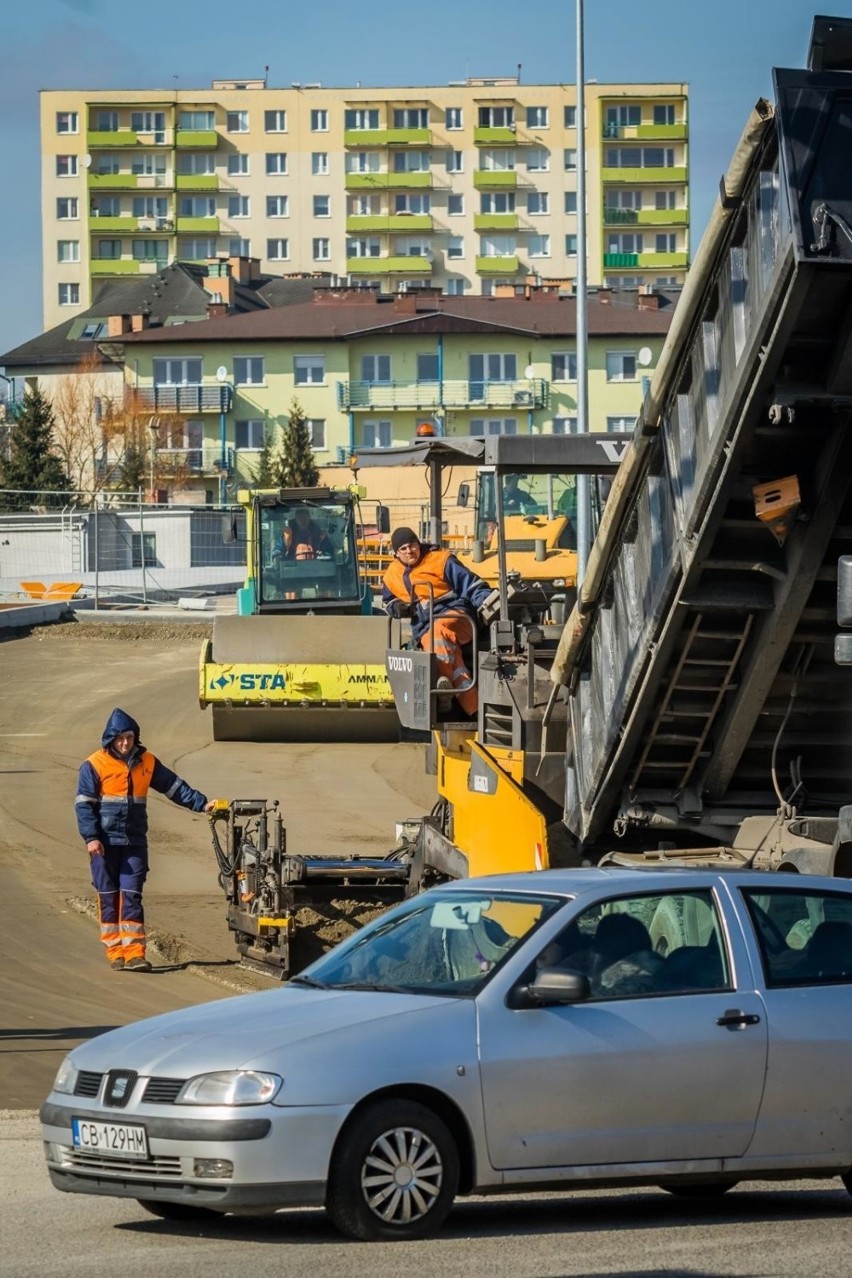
(436, 867, 852, 898)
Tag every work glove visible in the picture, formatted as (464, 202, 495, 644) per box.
(388, 599, 412, 619)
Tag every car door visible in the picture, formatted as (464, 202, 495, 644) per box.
(477, 887, 768, 1171)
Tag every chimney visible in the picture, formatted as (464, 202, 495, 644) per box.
(596, 288, 612, 305)
(393, 292, 418, 314)
(130, 312, 149, 332)
(107, 314, 131, 336)
(637, 289, 660, 311)
(204, 259, 235, 307)
(206, 300, 229, 319)
(228, 255, 262, 284)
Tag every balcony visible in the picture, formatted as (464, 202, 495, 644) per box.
(476, 255, 520, 274)
(346, 255, 433, 275)
(175, 174, 220, 192)
(474, 213, 519, 231)
(473, 126, 517, 145)
(345, 214, 433, 233)
(156, 446, 234, 474)
(88, 216, 138, 232)
(602, 122, 687, 141)
(638, 250, 688, 269)
(90, 259, 142, 275)
(87, 130, 138, 148)
(337, 378, 549, 411)
(344, 127, 432, 147)
(135, 217, 175, 233)
(175, 216, 220, 233)
(175, 129, 218, 148)
(603, 207, 688, 226)
(601, 166, 688, 185)
(473, 170, 518, 190)
(345, 172, 432, 191)
(87, 173, 139, 189)
(131, 385, 233, 413)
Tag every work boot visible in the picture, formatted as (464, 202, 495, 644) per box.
(125, 956, 152, 972)
(109, 957, 125, 971)
(436, 676, 454, 714)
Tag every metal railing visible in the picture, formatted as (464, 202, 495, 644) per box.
(337, 378, 550, 411)
(130, 385, 232, 413)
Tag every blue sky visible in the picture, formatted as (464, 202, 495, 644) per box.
(0, 0, 835, 356)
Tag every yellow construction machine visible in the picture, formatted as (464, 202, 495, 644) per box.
(200, 485, 397, 741)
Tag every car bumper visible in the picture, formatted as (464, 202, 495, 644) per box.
(40, 1097, 351, 1211)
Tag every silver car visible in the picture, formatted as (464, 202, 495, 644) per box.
(41, 868, 852, 1240)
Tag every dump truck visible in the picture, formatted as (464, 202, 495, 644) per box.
(199, 485, 398, 741)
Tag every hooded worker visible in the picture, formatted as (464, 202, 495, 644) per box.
(382, 527, 492, 716)
(75, 708, 213, 971)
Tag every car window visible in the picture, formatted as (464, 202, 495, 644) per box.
(741, 888, 852, 987)
(533, 890, 731, 1000)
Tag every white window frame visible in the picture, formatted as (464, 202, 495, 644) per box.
(227, 154, 250, 176)
(528, 234, 550, 258)
(235, 419, 266, 449)
(361, 354, 392, 384)
(56, 111, 79, 134)
(226, 111, 249, 133)
(605, 351, 638, 382)
(606, 415, 635, 432)
(527, 192, 549, 216)
(345, 108, 380, 131)
(56, 154, 78, 178)
(306, 419, 326, 450)
(266, 238, 289, 260)
(362, 420, 392, 448)
(294, 354, 325, 386)
(234, 356, 265, 387)
(153, 357, 203, 386)
(446, 150, 464, 174)
(312, 238, 330, 261)
(565, 234, 578, 255)
(228, 195, 251, 218)
(56, 197, 79, 221)
(265, 152, 288, 175)
(229, 237, 251, 257)
(266, 195, 289, 218)
(313, 194, 330, 218)
(311, 151, 329, 175)
(447, 235, 464, 260)
(445, 278, 466, 296)
(264, 109, 287, 133)
(310, 108, 329, 132)
(526, 147, 550, 172)
(58, 283, 80, 306)
(527, 106, 549, 128)
(57, 239, 80, 263)
(552, 351, 578, 382)
(470, 417, 518, 436)
(446, 107, 463, 130)
(564, 148, 577, 171)
(551, 416, 578, 435)
(564, 105, 577, 128)
(447, 193, 464, 216)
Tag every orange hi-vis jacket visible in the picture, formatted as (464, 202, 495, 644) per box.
(382, 546, 492, 642)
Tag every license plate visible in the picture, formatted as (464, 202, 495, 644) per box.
(72, 1117, 149, 1159)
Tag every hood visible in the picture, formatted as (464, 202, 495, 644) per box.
(101, 707, 141, 750)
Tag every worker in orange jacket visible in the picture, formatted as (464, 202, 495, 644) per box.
(382, 527, 492, 716)
(75, 708, 214, 971)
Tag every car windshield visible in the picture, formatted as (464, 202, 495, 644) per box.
(295, 889, 565, 995)
(258, 501, 360, 604)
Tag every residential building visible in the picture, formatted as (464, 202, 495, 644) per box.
(41, 76, 689, 329)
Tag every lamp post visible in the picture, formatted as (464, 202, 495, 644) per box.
(147, 415, 159, 503)
(574, 0, 591, 586)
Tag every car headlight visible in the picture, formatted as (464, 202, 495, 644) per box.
(52, 1056, 78, 1095)
(177, 1070, 282, 1106)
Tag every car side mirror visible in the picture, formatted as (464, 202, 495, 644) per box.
(222, 513, 240, 544)
(457, 482, 470, 508)
(525, 967, 590, 1006)
(376, 504, 391, 535)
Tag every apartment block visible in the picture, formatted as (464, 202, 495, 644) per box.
(41, 76, 689, 330)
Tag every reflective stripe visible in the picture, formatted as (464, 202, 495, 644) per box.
(165, 779, 181, 799)
(76, 795, 98, 805)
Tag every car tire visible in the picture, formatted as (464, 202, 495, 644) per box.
(661, 1180, 738, 1198)
(136, 1199, 223, 1222)
(326, 1099, 459, 1241)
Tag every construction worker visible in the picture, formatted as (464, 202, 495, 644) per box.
(75, 708, 213, 971)
(382, 527, 492, 716)
(280, 507, 333, 560)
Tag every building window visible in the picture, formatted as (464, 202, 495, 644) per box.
(133, 239, 168, 262)
(58, 283, 80, 306)
(654, 104, 676, 126)
(236, 419, 265, 449)
(91, 196, 120, 217)
(564, 148, 577, 171)
(229, 238, 251, 256)
(447, 193, 464, 215)
(604, 146, 676, 169)
(294, 354, 324, 385)
(446, 150, 464, 174)
(313, 194, 330, 217)
(393, 150, 430, 173)
(394, 236, 431, 258)
(552, 352, 577, 382)
(528, 234, 550, 258)
(312, 151, 329, 175)
(446, 107, 463, 130)
(131, 532, 157, 568)
(227, 154, 249, 176)
(469, 353, 517, 384)
(527, 106, 549, 128)
(228, 195, 250, 218)
(266, 153, 288, 175)
(310, 108, 328, 132)
(606, 188, 644, 212)
(564, 105, 576, 128)
(134, 196, 169, 221)
(349, 194, 380, 215)
(447, 235, 464, 260)
(470, 417, 518, 436)
(56, 154, 78, 178)
(306, 419, 326, 449)
(394, 193, 431, 214)
(606, 104, 641, 128)
(266, 238, 289, 260)
(267, 195, 289, 218)
(234, 357, 265, 386)
(607, 232, 643, 254)
(363, 420, 392, 448)
(57, 240, 80, 263)
(264, 109, 287, 132)
(552, 416, 578, 434)
(345, 108, 380, 131)
(606, 351, 638, 381)
(97, 239, 122, 259)
(445, 278, 466, 295)
(656, 232, 678, 253)
(479, 235, 516, 258)
(313, 238, 330, 260)
(480, 149, 515, 172)
(526, 148, 550, 172)
(56, 111, 79, 134)
(527, 192, 549, 215)
(393, 108, 429, 129)
(226, 111, 249, 133)
(179, 110, 215, 131)
(179, 195, 215, 217)
(607, 415, 635, 432)
(131, 153, 166, 177)
(177, 237, 217, 259)
(478, 105, 514, 128)
(564, 191, 577, 214)
(656, 189, 678, 210)
(361, 355, 391, 383)
(94, 155, 121, 176)
(481, 191, 515, 214)
(131, 110, 166, 137)
(177, 153, 215, 175)
(57, 197, 79, 220)
(565, 233, 578, 255)
(346, 237, 381, 258)
(153, 358, 203, 385)
(346, 151, 381, 173)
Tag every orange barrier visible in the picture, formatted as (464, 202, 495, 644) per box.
(19, 581, 83, 602)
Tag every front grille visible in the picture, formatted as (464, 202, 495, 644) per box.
(73, 1071, 103, 1099)
(142, 1077, 186, 1104)
(59, 1147, 182, 1177)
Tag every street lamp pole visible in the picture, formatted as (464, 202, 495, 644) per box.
(574, 0, 591, 586)
(148, 415, 158, 502)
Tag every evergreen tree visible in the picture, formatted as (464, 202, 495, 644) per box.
(252, 429, 276, 488)
(277, 399, 319, 488)
(0, 387, 70, 510)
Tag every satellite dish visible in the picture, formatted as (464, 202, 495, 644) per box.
(83, 154, 92, 168)
(215, 365, 229, 382)
(637, 347, 653, 367)
(524, 364, 535, 379)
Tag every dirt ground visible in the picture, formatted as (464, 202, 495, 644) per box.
(0, 616, 437, 1107)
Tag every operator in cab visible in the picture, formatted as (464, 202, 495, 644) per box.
(275, 506, 333, 561)
(382, 526, 492, 716)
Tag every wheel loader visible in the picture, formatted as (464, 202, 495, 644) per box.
(199, 485, 399, 741)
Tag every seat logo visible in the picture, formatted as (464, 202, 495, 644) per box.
(105, 1069, 137, 1108)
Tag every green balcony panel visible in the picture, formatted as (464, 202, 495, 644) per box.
(175, 174, 219, 191)
(476, 255, 520, 274)
(385, 127, 431, 146)
(474, 213, 519, 231)
(345, 214, 433, 232)
(175, 130, 218, 148)
(345, 171, 432, 190)
(474, 126, 517, 145)
(604, 207, 688, 227)
(473, 170, 518, 189)
(176, 216, 220, 233)
(87, 173, 139, 189)
(88, 217, 137, 232)
(635, 123, 688, 140)
(90, 259, 141, 275)
(603, 252, 640, 268)
(347, 256, 432, 274)
(601, 166, 687, 185)
(637, 251, 689, 269)
(87, 130, 139, 148)
(344, 128, 390, 147)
